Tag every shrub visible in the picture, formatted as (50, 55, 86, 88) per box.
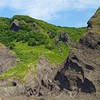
(9, 43, 15, 49)
(45, 43, 55, 50)
(28, 38, 37, 46)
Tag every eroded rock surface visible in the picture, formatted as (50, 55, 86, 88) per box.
(10, 19, 20, 32)
(0, 8, 100, 100)
(0, 46, 18, 74)
(55, 32, 72, 48)
(53, 8, 100, 99)
(24, 56, 58, 97)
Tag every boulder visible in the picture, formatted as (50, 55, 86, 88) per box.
(10, 19, 20, 32)
(55, 32, 72, 46)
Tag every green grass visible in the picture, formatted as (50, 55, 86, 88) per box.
(14, 42, 71, 64)
(62, 27, 86, 42)
(0, 43, 6, 48)
(0, 15, 86, 81)
(0, 42, 71, 81)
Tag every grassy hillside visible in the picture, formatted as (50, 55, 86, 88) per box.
(0, 15, 86, 81)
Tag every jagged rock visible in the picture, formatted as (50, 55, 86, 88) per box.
(55, 32, 72, 52)
(87, 7, 100, 34)
(0, 8, 100, 100)
(10, 19, 20, 32)
(54, 8, 100, 98)
(55, 32, 72, 46)
(0, 45, 20, 96)
(0, 46, 18, 74)
(24, 56, 58, 97)
(59, 32, 72, 45)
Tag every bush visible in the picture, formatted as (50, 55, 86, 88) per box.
(28, 32, 48, 45)
(9, 43, 15, 49)
(45, 43, 55, 50)
(28, 38, 37, 46)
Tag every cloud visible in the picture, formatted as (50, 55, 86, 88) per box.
(0, 0, 100, 21)
(71, 0, 100, 10)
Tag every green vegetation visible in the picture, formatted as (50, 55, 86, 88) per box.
(0, 15, 86, 81)
(0, 42, 71, 81)
(0, 43, 6, 48)
(61, 27, 86, 42)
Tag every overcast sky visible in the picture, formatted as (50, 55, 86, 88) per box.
(0, 0, 100, 27)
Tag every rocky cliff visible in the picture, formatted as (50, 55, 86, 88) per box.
(52, 8, 100, 99)
(0, 8, 100, 100)
(31, 7, 100, 99)
(0, 44, 18, 74)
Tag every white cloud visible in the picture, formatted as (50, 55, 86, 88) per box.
(0, 0, 100, 21)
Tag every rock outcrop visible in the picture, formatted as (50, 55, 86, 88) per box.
(24, 22, 100, 98)
(0, 8, 100, 100)
(0, 45, 18, 74)
(24, 56, 58, 97)
(55, 32, 72, 46)
(10, 19, 20, 32)
(87, 7, 100, 34)
(25, 7, 100, 99)
(53, 8, 100, 98)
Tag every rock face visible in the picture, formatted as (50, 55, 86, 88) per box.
(0, 8, 100, 100)
(0, 46, 18, 74)
(26, 7, 100, 99)
(10, 19, 20, 32)
(53, 8, 100, 98)
(87, 7, 100, 34)
(24, 56, 58, 97)
(55, 32, 72, 45)
(24, 25, 100, 98)
(55, 32, 100, 94)
(0, 56, 58, 97)
(55, 32, 72, 51)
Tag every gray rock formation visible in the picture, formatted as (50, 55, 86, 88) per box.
(0, 46, 18, 74)
(0, 8, 100, 100)
(87, 7, 100, 34)
(53, 8, 100, 99)
(10, 19, 20, 32)
(24, 56, 58, 97)
(55, 32, 72, 46)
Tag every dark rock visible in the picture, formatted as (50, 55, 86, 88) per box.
(59, 32, 72, 44)
(1, 8, 100, 100)
(54, 71, 71, 91)
(23, 56, 58, 97)
(10, 19, 20, 32)
(81, 78, 96, 93)
(87, 7, 100, 34)
(12, 82, 17, 87)
(62, 31, 100, 94)
(52, 7, 100, 98)
(33, 22, 40, 32)
(34, 56, 57, 96)
(55, 32, 72, 47)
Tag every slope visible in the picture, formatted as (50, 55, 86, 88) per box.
(0, 15, 86, 81)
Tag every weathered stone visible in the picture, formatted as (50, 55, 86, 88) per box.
(0, 7, 100, 100)
(0, 47, 18, 74)
(10, 19, 20, 32)
(55, 32, 72, 47)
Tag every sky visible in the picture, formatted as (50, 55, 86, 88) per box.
(0, 0, 100, 27)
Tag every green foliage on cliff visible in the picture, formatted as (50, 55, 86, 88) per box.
(0, 15, 86, 80)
